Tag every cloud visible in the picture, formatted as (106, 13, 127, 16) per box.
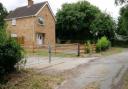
(1, 0, 26, 11)
(88, 0, 122, 19)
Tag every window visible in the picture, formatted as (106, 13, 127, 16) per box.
(38, 16, 45, 26)
(12, 18, 16, 26)
(11, 33, 17, 37)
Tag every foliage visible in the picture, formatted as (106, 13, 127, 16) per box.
(56, 1, 101, 41)
(117, 5, 128, 36)
(0, 3, 7, 44)
(0, 3, 8, 29)
(90, 13, 116, 40)
(56, 1, 116, 42)
(96, 36, 111, 52)
(85, 41, 92, 53)
(0, 38, 24, 74)
(115, 0, 128, 5)
(0, 3, 24, 76)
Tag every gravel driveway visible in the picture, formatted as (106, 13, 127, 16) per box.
(25, 56, 98, 72)
(55, 52, 128, 89)
(25, 51, 128, 89)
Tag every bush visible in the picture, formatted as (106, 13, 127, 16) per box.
(96, 36, 111, 52)
(0, 38, 24, 74)
(85, 41, 92, 53)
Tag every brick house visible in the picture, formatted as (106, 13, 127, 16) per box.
(5, 0, 56, 48)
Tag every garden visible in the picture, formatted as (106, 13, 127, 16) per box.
(0, 0, 128, 89)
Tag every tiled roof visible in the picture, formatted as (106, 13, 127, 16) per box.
(6, 2, 47, 19)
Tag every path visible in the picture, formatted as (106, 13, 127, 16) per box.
(55, 52, 128, 89)
(25, 56, 98, 72)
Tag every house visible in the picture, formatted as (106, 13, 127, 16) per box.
(5, 0, 56, 48)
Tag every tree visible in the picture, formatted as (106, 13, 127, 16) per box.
(56, 1, 101, 42)
(0, 3, 7, 44)
(0, 3, 24, 76)
(0, 3, 7, 29)
(90, 13, 116, 40)
(56, 1, 116, 42)
(115, 0, 128, 5)
(117, 5, 128, 36)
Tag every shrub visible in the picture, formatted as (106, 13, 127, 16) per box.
(85, 41, 92, 53)
(0, 38, 24, 74)
(96, 36, 111, 52)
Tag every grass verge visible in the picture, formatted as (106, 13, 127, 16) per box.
(26, 50, 77, 58)
(100, 47, 124, 56)
(26, 47, 125, 58)
(0, 69, 63, 89)
(83, 47, 124, 57)
(84, 82, 100, 89)
(119, 70, 128, 89)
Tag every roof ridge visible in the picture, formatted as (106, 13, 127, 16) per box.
(15, 1, 47, 10)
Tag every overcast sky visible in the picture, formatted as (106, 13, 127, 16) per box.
(0, 0, 122, 19)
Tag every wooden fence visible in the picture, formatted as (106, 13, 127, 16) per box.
(24, 43, 97, 56)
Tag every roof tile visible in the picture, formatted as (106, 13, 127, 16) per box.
(6, 2, 46, 19)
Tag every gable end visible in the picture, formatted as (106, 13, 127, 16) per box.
(35, 2, 56, 21)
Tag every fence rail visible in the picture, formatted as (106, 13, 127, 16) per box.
(23, 43, 97, 64)
(23, 43, 97, 57)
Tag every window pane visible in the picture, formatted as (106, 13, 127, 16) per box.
(38, 16, 45, 25)
(12, 18, 16, 26)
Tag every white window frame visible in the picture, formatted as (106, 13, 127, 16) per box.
(12, 18, 16, 26)
(11, 33, 17, 37)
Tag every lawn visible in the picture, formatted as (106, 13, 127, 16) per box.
(26, 50, 77, 57)
(0, 70, 63, 89)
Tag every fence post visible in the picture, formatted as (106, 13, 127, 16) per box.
(55, 44, 56, 55)
(77, 43, 80, 56)
(48, 44, 52, 63)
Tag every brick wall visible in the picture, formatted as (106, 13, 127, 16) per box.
(6, 4, 56, 48)
(35, 5, 56, 46)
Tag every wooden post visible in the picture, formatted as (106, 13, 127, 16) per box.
(48, 44, 52, 63)
(55, 44, 56, 55)
(77, 43, 80, 56)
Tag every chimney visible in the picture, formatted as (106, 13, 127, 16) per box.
(28, 0, 33, 7)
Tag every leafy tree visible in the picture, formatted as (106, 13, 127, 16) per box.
(90, 13, 116, 40)
(0, 3, 8, 44)
(0, 3, 24, 76)
(56, 1, 101, 42)
(115, 0, 128, 5)
(56, 1, 116, 42)
(0, 3, 7, 29)
(117, 5, 128, 36)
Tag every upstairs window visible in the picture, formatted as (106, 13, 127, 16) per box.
(12, 18, 16, 26)
(38, 16, 45, 26)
